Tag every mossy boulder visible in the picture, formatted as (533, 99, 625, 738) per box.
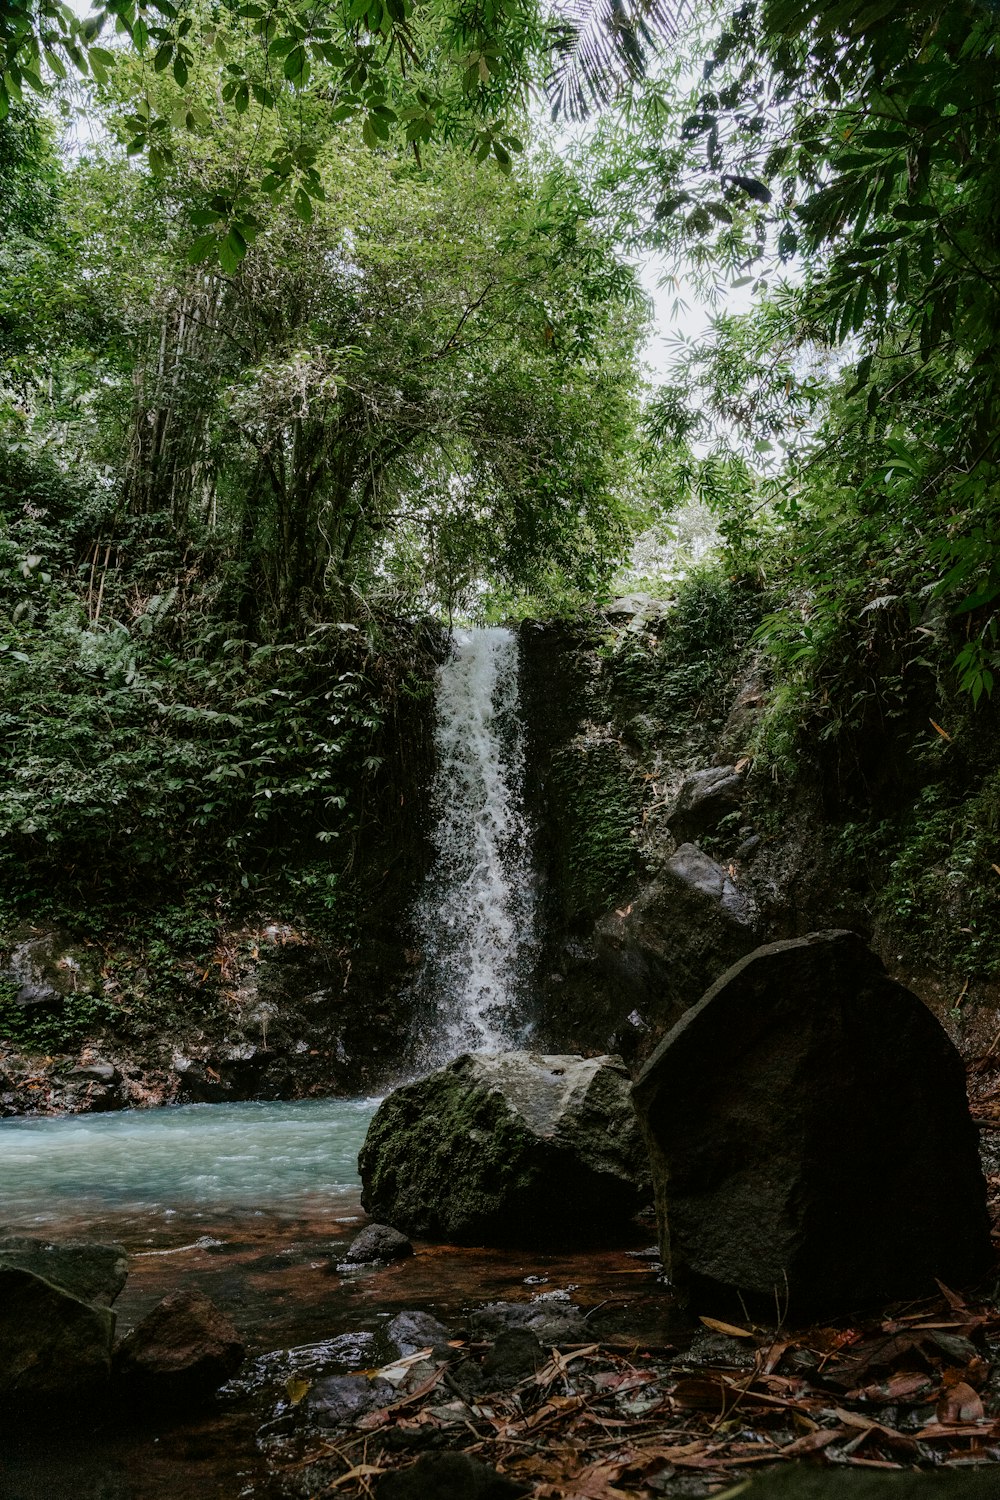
(0, 1237, 126, 1400)
(358, 1051, 651, 1246)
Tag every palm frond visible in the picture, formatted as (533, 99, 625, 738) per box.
(546, 0, 686, 119)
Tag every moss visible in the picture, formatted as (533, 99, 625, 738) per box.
(547, 739, 640, 918)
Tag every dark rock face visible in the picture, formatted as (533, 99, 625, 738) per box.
(667, 765, 744, 840)
(3, 927, 101, 1009)
(344, 1223, 413, 1265)
(0, 1236, 127, 1401)
(632, 931, 993, 1315)
(113, 1289, 244, 1402)
(359, 1051, 650, 1247)
(592, 846, 759, 1042)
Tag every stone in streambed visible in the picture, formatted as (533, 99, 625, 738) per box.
(0, 1237, 127, 1401)
(358, 1051, 650, 1246)
(481, 1328, 545, 1388)
(113, 1289, 244, 1403)
(385, 1309, 452, 1358)
(376, 1452, 529, 1499)
(303, 1372, 399, 1427)
(0, 1264, 117, 1399)
(344, 1223, 413, 1265)
(632, 930, 993, 1316)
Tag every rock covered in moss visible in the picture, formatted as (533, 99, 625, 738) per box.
(0, 1237, 126, 1399)
(632, 930, 993, 1316)
(358, 1052, 650, 1246)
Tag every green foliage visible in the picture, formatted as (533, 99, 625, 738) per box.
(549, 739, 640, 914)
(0, 978, 118, 1056)
(830, 775, 1000, 981)
(0, 587, 415, 933)
(600, 565, 765, 747)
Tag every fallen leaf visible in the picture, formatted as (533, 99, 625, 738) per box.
(780, 1427, 845, 1456)
(699, 1316, 756, 1339)
(930, 718, 952, 741)
(285, 1377, 310, 1405)
(937, 1381, 985, 1424)
(330, 1463, 386, 1488)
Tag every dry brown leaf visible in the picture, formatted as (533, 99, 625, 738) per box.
(780, 1427, 846, 1456)
(699, 1316, 756, 1339)
(936, 1381, 986, 1424)
(329, 1463, 386, 1488)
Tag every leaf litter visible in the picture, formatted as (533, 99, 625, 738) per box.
(263, 1281, 1000, 1498)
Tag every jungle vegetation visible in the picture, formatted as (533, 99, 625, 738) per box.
(1, 0, 998, 979)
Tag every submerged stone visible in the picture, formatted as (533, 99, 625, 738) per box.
(358, 1051, 650, 1246)
(632, 931, 993, 1315)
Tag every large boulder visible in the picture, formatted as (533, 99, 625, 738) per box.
(358, 1051, 651, 1246)
(632, 931, 992, 1315)
(0, 1237, 126, 1399)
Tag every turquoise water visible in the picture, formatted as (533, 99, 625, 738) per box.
(0, 1097, 378, 1228)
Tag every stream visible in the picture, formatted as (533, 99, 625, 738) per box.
(0, 1099, 664, 1500)
(0, 630, 668, 1498)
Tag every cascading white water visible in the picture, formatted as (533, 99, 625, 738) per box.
(411, 627, 536, 1064)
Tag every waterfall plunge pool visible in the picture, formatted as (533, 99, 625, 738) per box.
(0, 1105, 671, 1498)
(1, 1097, 378, 1228)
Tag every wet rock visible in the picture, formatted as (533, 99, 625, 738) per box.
(344, 1223, 413, 1265)
(3, 927, 101, 1008)
(680, 1330, 755, 1371)
(632, 931, 993, 1315)
(359, 1051, 650, 1247)
(665, 843, 749, 919)
(385, 1310, 452, 1358)
(481, 1328, 545, 1387)
(375, 1452, 529, 1499)
(468, 1296, 587, 1344)
(667, 766, 744, 840)
(0, 1237, 127, 1307)
(593, 848, 759, 1040)
(113, 1289, 244, 1403)
(0, 1263, 117, 1399)
(302, 1372, 397, 1427)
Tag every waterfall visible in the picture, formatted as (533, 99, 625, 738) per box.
(410, 627, 536, 1066)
